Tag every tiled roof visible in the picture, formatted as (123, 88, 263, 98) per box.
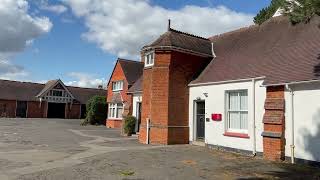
(191, 15, 320, 86)
(110, 92, 123, 103)
(0, 79, 105, 104)
(128, 76, 142, 93)
(68, 86, 106, 104)
(36, 80, 58, 97)
(118, 59, 144, 85)
(143, 28, 213, 57)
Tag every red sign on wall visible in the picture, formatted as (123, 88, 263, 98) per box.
(212, 114, 222, 121)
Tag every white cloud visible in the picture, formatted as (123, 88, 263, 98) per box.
(33, 0, 68, 14)
(0, 60, 29, 80)
(40, 4, 68, 14)
(0, 0, 52, 54)
(0, 0, 52, 80)
(65, 72, 106, 88)
(64, 0, 254, 58)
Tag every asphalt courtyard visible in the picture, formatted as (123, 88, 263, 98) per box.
(0, 118, 319, 180)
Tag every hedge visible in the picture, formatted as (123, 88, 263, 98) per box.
(81, 96, 107, 126)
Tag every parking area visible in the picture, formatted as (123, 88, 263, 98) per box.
(0, 118, 319, 180)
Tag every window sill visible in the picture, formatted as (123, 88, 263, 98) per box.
(112, 90, 123, 92)
(107, 118, 123, 121)
(144, 66, 153, 69)
(223, 132, 249, 139)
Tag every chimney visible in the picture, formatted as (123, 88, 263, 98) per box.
(168, 19, 171, 31)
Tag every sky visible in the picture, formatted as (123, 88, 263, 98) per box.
(0, 0, 271, 88)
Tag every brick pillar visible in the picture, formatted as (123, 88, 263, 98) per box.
(262, 86, 285, 161)
(138, 50, 211, 145)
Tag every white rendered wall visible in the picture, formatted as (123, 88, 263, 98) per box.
(132, 93, 142, 118)
(285, 82, 320, 162)
(189, 80, 266, 153)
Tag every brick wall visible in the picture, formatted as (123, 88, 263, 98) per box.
(139, 50, 211, 145)
(262, 86, 286, 161)
(106, 61, 132, 128)
(65, 103, 81, 119)
(27, 101, 46, 118)
(0, 100, 16, 118)
(106, 119, 122, 128)
(107, 62, 131, 103)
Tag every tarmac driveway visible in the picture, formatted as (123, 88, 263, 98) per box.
(0, 118, 319, 180)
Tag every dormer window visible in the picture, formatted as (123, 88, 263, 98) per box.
(112, 81, 123, 91)
(145, 51, 154, 67)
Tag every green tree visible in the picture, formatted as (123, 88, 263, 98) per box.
(282, 0, 320, 24)
(81, 96, 107, 126)
(123, 115, 137, 136)
(254, 0, 286, 25)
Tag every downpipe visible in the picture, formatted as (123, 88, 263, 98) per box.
(286, 84, 295, 164)
(146, 118, 150, 144)
(252, 78, 257, 156)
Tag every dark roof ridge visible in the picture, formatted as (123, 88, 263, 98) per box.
(0, 79, 46, 85)
(0, 79, 104, 90)
(169, 28, 209, 41)
(118, 58, 142, 63)
(67, 85, 105, 90)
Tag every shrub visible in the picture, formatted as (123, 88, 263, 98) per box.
(82, 96, 107, 125)
(123, 116, 137, 135)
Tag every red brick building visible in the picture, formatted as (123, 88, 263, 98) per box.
(106, 58, 143, 128)
(0, 79, 105, 119)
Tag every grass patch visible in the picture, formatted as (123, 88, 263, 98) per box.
(119, 170, 135, 176)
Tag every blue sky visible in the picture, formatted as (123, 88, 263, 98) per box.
(0, 0, 271, 88)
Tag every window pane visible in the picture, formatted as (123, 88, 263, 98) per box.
(229, 92, 239, 110)
(116, 108, 122, 118)
(113, 107, 116, 118)
(119, 81, 123, 89)
(146, 55, 149, 64)
(240, 112, 248, 130)
(228, 112, 240, 129)
(240, 91, 248, 110)
(150, 53, 154, 64)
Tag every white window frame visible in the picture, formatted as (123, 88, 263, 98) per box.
(144, 51, 154, 67)
(112, 81, 123, 91)
(108, 103, 124, 119)
(225, 90, 248, 134)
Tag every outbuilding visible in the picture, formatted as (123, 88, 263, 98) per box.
(0, 79, 105, 119)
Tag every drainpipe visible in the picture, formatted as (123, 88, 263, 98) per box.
(146, 118, 150, 144)
(252, 78, 257, 156)
(286, 84, 295, 164)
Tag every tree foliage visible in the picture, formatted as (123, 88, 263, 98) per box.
(254, 0, 320, 25)
(282, 0, 320, 24)
(123, 115, 137, 135)
(81, 96, 107, 126)
(254, 0, 286, 25)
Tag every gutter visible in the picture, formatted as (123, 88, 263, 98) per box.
(262, 79, 320, 87)
(189, 77, 265, 87)
(141, 46, 213, 58)
(127, 91, 143, 94)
